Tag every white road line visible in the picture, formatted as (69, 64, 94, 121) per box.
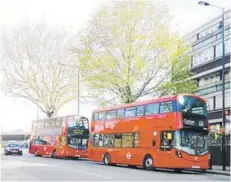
(75, 169, 112, 179)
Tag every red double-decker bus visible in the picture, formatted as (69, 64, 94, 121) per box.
(29, 115, 89, 158)
(88, 94, 210, 172)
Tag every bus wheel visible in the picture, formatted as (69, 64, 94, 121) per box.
(34, 149, 39, 156)
(174, 169, 182, 173)
(51, 150, 57, 158)
(143, 155, 154, 171)
(103, 153, 111, 165)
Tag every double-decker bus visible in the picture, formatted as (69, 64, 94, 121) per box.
(88, 94, 210, 172)
(29, 115, 89, 158)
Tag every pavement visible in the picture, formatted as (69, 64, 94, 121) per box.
(1, 149, 230, 181)
(206, 165, 230, 176)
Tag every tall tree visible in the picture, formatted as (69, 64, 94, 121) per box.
(75, 1, 197, 106)
(1, 21, 80, 117)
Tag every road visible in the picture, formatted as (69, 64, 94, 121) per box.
(1, 149, 230, 181)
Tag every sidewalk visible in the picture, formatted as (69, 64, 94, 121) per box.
(207, 165, 230, 176)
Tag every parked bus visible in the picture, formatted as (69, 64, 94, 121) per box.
(29, 115, 89, 158)
(88, 94, 210, 172)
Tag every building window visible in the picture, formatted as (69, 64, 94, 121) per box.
(225, 70, 230, 80)
(205, 77, 209, 85)
(225, 28, 230, 36)
(215, 72, 220, 82)
(225, 39, 230, 54)
(210, 75, 215, 83)
(215, 95, 222, 109)
(199, 78, 205, 87)
(225, 94, 230, 108)
(207, 97, 214, 111)
(215, 43, 222, 58)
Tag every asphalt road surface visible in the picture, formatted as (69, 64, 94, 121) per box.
(1, 149, 230, 181)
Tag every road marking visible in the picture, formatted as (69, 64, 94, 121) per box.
(75, 169, 112, 179)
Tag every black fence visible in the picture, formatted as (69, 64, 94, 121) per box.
(208, 132, 230, 166)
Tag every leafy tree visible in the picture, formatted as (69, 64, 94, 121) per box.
(75, 1, 197, 106)
(1, 21, 80, 117)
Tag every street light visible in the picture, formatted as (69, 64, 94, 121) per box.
(198, 1, 226, 171)
(58, 63, 80, 116)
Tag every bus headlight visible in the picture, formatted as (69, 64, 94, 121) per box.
(208, 154, 211, 159)
(176, 150, 182, 158)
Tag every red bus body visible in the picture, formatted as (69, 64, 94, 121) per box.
(88, 94, 210, 171)
(29, 115, 89, 158)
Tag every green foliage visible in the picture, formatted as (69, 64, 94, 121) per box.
(76, 1, 197, 105)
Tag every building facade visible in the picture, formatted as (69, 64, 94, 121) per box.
(185, 9, 230, 133)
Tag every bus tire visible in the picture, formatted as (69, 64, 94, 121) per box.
(103, 153, 111, 165)
(128, 165, 137, 169)
(174, 169, 182, 173)
(51, 150, 57, 158)
(143, 155, 154, 171)
(34, 149, 40, 157)
(201, 169, 206, 173)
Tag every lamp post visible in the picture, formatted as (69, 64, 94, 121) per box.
(59, 63, 80, 116)
(198, 1, 226, 171)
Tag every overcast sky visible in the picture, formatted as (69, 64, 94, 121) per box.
(0, 0, 230, 132)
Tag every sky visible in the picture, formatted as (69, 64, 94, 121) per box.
(0, 0, 231, 132)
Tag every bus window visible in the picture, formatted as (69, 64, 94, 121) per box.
(136, 106, 144, 116)
(145, 103, 159, 115)
(134, 132, 140, 147)
(98, 112, 105, 121)
(125, 107, 136, 118)
(106, 110, 116, 120)
(160, 101, 173, 113)
(103, 134, 114, 147)
(114, 134, 122, 147)
(122, 133, 133, 147)
(117, 109, 125, 118)
(93, 113, 99, 121)
(93, 134, 103, 147)
(160, 131, 173, 151)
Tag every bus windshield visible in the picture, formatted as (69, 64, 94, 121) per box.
(67, 116, 89, 149)
(178, 96, 207, 116)
(174, 130, 208, 155)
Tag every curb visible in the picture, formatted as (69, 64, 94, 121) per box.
(206, 170, 230, 176)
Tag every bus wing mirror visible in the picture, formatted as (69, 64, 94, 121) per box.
(167, 133, 172, 140)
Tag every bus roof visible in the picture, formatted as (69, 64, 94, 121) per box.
(93, 94, 205, 113)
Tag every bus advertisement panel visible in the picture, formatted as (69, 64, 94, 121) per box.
(88, 94, 210, 172)
(29, 115, 89, 158)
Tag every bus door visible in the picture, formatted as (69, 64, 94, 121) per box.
(155, 131, 174, 167)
